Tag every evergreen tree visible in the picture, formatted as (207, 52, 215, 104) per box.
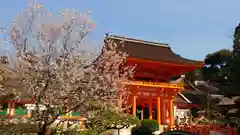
(233, 23, 240, 56)
(231, 23, 240, 87)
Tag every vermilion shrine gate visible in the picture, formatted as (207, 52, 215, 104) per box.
(110, 35, 204, 127)
(0, 35, 239, 134)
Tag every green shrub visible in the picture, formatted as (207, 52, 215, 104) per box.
(59, 130, 98, 135)
(131, 125, 153, 135)
(141, 119, 159, 132)
(100, 130, 114, 135)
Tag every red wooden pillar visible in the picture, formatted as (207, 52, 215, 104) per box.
(165, 100, 170, 124)
(132, 88, 136, 116)
(161, 98, 165, 124)
(148, 98, 152, 120)
(141, 104, 144, 120)
(81, 120, 85, 129)
(157, 96, 161, 125)
(169, 98, 174, 127)
(8, 102, 15, 116)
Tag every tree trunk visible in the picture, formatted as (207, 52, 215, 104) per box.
(38, 124, 50, 135)
(206, 94, 211, 120)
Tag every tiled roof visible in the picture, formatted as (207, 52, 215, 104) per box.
(110, 35, 203, 66)
(174, 93, 192, 104)
(211, 95, 240, 106)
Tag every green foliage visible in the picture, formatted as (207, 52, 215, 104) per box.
(188, 24, 240, 87)
(200, 23, 240, 89)
(100, 110, 140, 127)
(233, 23, 240, 56)
(131, 125, 153, 135)
(185, 49, 233, 85)
(87, 110, 140, 134)
(0, 123, 39, 134)
(230, 57, 240, 87)
(99, 130, 114, 135)
(229, 23, 240, 92)
(141, 119, 159, 132)
(185, 68, 203, 83)
(76, 130, 99, 135)
(51, 130, 99, 135)
(201, 24, 240, 87)
(203, 49, 232, 84)
(183, 23, 240, 121)
(190, 109, 198, 117)
(196, 23, 240, 120)
(205, 49, 233, 66)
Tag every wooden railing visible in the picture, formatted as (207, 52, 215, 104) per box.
(124, 81, 184, 89)
(164, 125, 238, 135)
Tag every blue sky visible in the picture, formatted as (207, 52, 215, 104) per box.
(1, 0, 240, 60)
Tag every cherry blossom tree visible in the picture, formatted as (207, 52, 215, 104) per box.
(0, 3, 135, 135)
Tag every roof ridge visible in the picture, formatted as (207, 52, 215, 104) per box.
(178, 92, 192, 103)
(110, 35, 169, 48)
(183, 77, 204, 94)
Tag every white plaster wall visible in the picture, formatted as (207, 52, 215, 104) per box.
(113, 125, 165, 135)
(176, 109, 191, 119)
(174, 105, 177, 118)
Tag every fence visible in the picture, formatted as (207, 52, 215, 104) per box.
(164, 125, 238, 135)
